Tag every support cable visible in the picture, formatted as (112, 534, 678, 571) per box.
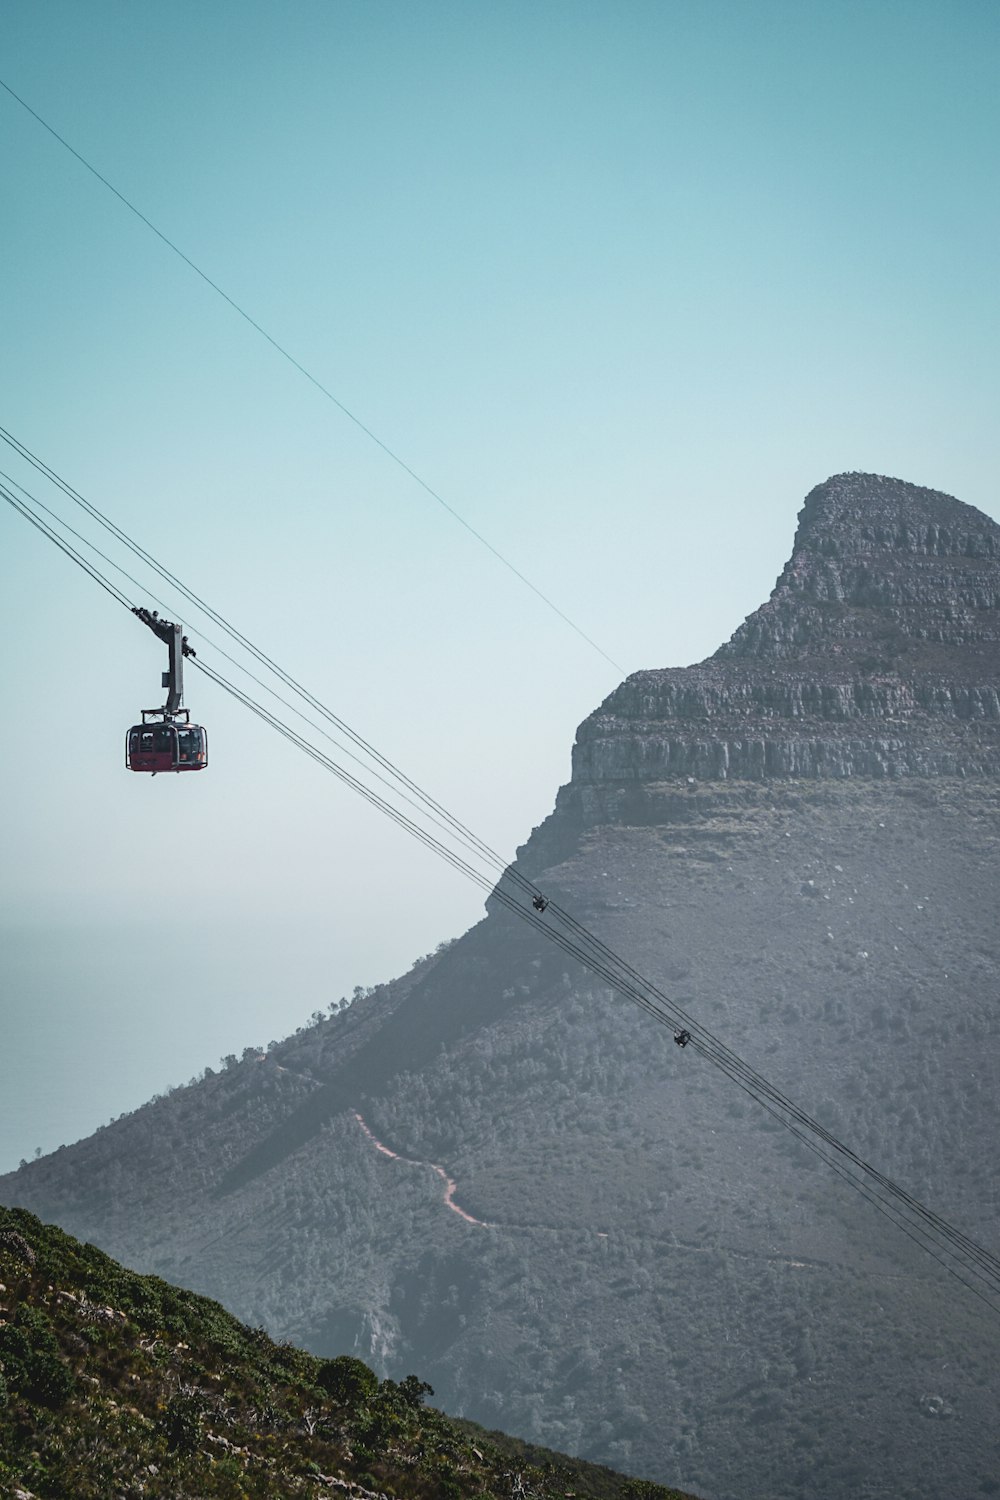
(0, 425, 549, 878)
(0, 482, 133, 613)
(0, 78, 623, 672)
(0, 464, 504, 870)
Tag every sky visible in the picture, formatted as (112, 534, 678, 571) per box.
(1, 0, 998, 1173)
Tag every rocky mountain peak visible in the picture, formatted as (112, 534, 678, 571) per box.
(717, 472, 1000, 668)
(789, 470, 995, 559)
(562, 474, 1000, 808)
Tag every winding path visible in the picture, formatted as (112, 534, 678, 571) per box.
(350, 1112, 893, 1279)
(352, 1112, 492, 1227)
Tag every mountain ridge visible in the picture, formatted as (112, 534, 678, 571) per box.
(530, 472, 1000, 857)
(4, 471, 999, 1500)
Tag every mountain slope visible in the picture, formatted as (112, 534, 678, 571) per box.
(4, 473, 1000, 1500)
(0, 1206, 695, 1500)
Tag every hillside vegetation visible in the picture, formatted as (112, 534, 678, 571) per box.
(0, 1206, 695, 1500)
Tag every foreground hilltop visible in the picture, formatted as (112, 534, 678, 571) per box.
(0, 1207, 694, 1500)
(4, 473, 1000, 1500)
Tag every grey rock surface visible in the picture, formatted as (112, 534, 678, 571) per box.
(517, 475, 1000, 872)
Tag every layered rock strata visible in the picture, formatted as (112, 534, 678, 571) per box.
(572, 473, 1000, 794)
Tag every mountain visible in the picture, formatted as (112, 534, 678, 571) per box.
(0, 1205, 695, 1500)
(4, 473, 1000, 1500)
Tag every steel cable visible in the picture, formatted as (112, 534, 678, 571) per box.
(0, 79, 623, 672)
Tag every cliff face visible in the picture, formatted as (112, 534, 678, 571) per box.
(533, 474, 1000, 845)
(717, 472, 1000, 667)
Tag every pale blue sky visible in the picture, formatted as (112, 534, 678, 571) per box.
(1, 0, 998, 1171)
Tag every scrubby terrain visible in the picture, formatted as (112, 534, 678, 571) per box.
(0, 1208, 693, 1500)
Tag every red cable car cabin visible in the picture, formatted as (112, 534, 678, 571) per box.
(127, 716, 208, 773)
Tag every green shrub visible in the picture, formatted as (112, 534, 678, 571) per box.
(163, 1390, 206, 1452)
(0, 1306, 75, 1409)
(317, 1354, 378, 1407)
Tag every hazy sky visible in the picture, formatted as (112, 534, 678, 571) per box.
(2, 0, 998, 1172)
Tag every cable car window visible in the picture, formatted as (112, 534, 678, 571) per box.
(154, 726, 174, 753)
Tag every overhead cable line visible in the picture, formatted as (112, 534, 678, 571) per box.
(0, 478, 499, 892)
(0, 461, 504, 872)
(0, 76, 624, 673)
(0, 482, 133, 614)
(0, 426, 545, 880)
(5, 467, 1000, 1314)
(0, 430, 564, 895)
(192, 657, 503, 892)
(1, 468, 168, 612)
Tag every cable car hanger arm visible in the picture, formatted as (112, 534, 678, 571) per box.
(132, 606, 196, 716)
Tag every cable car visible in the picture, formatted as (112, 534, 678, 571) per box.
(126, 713, 208, 773)
(126, 607, 208, 774)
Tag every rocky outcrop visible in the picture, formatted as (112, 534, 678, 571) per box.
(719, 472, 1000, 662)
(571, 473, 1000, 795)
